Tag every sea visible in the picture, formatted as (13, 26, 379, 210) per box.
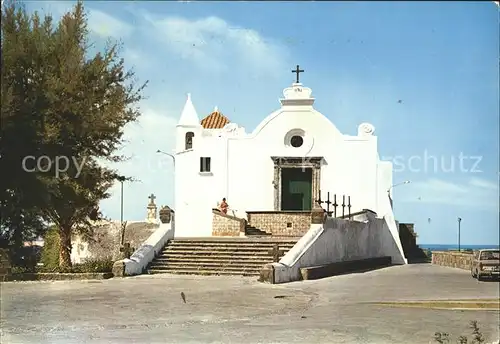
(420, 244, 499, 251)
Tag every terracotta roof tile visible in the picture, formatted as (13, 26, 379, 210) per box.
(200, 111, 230, 129)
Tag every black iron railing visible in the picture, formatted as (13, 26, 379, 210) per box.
(315, 191, 352, 219)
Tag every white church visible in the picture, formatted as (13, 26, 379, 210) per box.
(173, 68, 396, 239)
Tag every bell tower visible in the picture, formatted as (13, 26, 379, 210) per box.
(176, 93, 202, 153)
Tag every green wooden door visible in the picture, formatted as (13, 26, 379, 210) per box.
(281, 168, 313, 211)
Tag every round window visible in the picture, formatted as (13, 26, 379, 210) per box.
(290, 135, 304, 148)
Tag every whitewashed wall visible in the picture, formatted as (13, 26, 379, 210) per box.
(173, 84, 394, 238)
(271, 214, 407, 284)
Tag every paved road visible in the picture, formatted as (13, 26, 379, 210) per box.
(1, 264, 499, 344)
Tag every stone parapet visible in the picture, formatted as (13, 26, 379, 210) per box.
(431, 251, 472, 270)
(247, 211, 311, 236)
(260, 214, 407, 284)
(112, 218, 175, 277)
(212, 210, 246, 236)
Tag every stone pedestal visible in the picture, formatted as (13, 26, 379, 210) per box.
(146, 194, 158, 224)
(311, 208, 326, 224)
(159, 206, 173, 224)
(146, 205, 157, 223)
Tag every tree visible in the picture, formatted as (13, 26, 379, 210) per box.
(0, 0, 49, 255)
(1, 1, 147, 267)
(0, 191, 47, 269)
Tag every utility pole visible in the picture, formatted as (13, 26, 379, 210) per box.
(120, 180, 124, 224)
(458, 217, 462, 252)
(117, 176, 126, 246)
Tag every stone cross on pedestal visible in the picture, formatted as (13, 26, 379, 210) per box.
(268, 244, 285, 263)
(146, 193, 158, 223)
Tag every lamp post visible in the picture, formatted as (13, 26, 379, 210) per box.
(458, 217, 462, 252)
(116, 175, 126, 246)
(388, 180, 411, 193)
(156, 149, 176, 209)
(387, 180, 411, 209)
(156, 149, 175, 167)
(117, 176, 126, 224)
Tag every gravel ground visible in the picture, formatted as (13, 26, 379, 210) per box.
(1, 263, 499, 344)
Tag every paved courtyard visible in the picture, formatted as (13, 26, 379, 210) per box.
(1, 264, 499, 344)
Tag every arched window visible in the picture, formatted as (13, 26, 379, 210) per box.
(185, 132, 194, 150)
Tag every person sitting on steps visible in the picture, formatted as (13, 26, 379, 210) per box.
(220, 198, 229, 214)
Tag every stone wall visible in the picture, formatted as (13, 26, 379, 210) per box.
(212, 210, 246, 236)
(247, 211, 311, 236)
(262, 212, 407, 284)
(431, 251, 472, 270)
(71, 221, 159, 264)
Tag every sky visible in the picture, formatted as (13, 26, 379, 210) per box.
(24, 1, 499, 246)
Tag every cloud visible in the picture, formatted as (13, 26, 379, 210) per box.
(97, 105, 177, 219)
(112, 105, 177, 180)
(90, 8, 292, 220)
(399, 177, 499, 209)
(86, 9, 134, 39)
(469, 177, 498, 190)
(32, 2, 133, 40)
(123, 47, 151, 66)
(137, 13, 290, 77)
(28, 3, 292, 220)
(37, 1, 75, 18)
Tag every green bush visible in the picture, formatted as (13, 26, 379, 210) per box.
(40, 226, 60, 270)
(434, 321, 485, 343)
(35, 257, 113, 273)
(38, 226, 113, 273)
(11, 266, 30, 274)
(72, 258, 114, 273)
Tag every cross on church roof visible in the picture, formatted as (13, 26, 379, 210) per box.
(148, 193, 156, 204)
(292, 65, 304, 83)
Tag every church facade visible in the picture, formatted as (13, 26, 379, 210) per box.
(174, 76, 395, 238)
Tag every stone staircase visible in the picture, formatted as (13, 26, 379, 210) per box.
(398, 223, 430, 263)
(147, 238, 297, 276)
(245, 225, 271, 236)
(406, 246, 431, 263)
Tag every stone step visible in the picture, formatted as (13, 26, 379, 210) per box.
(163, 246, 290, 253)
(168, 241, 296, 247)
(149, 266, 264, 274)
(147, 269, 260, 276)
(161, 250, 289, 257)
(164, 246, 293, 251)
(154, 257, 273, 264)
(148, 264, 270, 272)
(163, 248, 290, 254)
(148, 265, 263, 272)
(245, 228, 272, 236)
(171, 238, 298, 244)
(146, 238, 298, 277)
(150, 261, 270, 269)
